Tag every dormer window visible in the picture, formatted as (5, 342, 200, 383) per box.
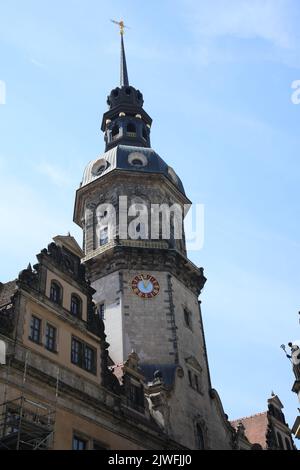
(127, 123, 136, 137)
(131, 159, 143, 167)
(50, 281, 62, 305)
(71, 294, 82, 318)
(96, 165, 106, 175)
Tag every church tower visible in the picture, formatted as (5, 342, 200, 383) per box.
(74, 25, 234, 449)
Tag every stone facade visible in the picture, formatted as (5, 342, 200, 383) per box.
(231, 394, 296, 450)
(0, 236, 183, 450)
(1, 31, 295, 451)
(72, 34, 237, 450)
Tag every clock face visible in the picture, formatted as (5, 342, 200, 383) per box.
(132, 274, 160, 299)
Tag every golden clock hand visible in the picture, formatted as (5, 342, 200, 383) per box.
(141, 275, 150, 289)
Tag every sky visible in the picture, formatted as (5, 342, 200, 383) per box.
(1, 0, 300, 443)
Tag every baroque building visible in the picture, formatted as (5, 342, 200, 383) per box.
(231, 394, 296, 450)
(0, 27, 295, 450)
(73, 29, 235, 450)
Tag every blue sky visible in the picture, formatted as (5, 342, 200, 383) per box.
(1, 0, 300, 439)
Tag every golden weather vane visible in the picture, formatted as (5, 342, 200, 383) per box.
(110, 19, 130, 35)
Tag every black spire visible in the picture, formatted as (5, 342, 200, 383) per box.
(120, 34, 129, 87)
(101, 21, 153, 151)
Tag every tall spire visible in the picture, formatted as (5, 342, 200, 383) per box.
(111, 20, 129, 87)
(102, 20, 152, 151)
(120, 33, 129, 87)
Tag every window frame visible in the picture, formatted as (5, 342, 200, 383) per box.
(71, 336, 97, 375)
(127, 122, 137, 137)
(29, 315, 42, 344)
(196, 423, 205, 450)
(72, 434, 88, 451)
(187, 367, 203, 394)
(70, 294, 82, 318)
(84, 345, 96, 373)
(111, 124, 120, 141)
(45, 323, 57, 353)
(50, 280, 63, 306)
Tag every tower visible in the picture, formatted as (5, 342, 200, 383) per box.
(74, 26, 234, 449)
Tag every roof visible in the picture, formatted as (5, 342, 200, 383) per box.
(53, 235, 84, 259)
(0, 280, 17, 308)
(231, 412, 269, 449)
(81, 145, 186, 195)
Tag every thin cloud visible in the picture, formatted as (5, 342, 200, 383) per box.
(182, 0, 300, 66)
(37, 161, 71, 188)
(188, 0, 292, 47)
(30, 58, 47, 69)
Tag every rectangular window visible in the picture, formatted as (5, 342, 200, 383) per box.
(100, 227, 108, 246)
(45, 324, 57, 352)
(128, 383, 144, 411)
(71, 338, 82, 366)
(71, 337, 96, 374)
(29, 316, 41, 344)
(84, 346, 95, 373)
(73, 435, 87, 450)
(98, 303, 105, 320)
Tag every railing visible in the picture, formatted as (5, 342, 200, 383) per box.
(0, 397, 55, 450)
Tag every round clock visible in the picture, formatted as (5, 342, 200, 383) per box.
(132, 274, 160, 299)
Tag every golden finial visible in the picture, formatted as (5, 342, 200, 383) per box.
(110, 19, 129, 35)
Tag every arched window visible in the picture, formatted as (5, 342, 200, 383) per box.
(112, 124, 120, 140)
(71, 294, 82, 317)
(277, 432, 284, 450)
(50, 281, 62, 305)
(127, 123, 136, 137)
(196, 424, 205, 450)
(285, 437, 291, 450)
